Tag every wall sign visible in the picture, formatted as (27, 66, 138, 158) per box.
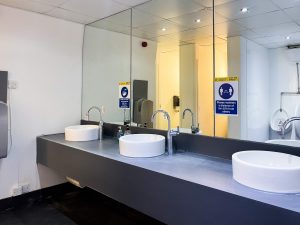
(215, 76, 238, 116)
(119, 82, 130, 109)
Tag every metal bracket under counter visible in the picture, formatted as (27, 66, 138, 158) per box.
(36, 136, 300, 225)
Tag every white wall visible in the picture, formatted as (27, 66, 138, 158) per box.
(82, 26, 157, 123)
(246, 40, 270, 142)
(0, 5, 84, 199)
(227, 36, 270, 141)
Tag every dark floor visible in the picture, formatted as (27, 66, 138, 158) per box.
(0, 184, 164, 225)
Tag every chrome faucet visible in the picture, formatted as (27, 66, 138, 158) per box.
(86, 106, 104, 141)
(182, 108, 199, 134)
(279, 117, 300, 137)
(151, 110, 179, 155)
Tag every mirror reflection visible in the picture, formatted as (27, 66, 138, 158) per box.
(82, 9, 132, 125)
(81, 0, 300, 148)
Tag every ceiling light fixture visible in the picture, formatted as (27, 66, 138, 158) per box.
(240, 7, 248, 13)
(195, 19, 201, 23)
(161, 28, 166, 31)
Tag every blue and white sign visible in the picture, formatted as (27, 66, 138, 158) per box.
(215, 77, 238, 116)
(119, 82, 130, 109)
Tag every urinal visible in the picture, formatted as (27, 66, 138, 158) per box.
(294, 104, 300, 139)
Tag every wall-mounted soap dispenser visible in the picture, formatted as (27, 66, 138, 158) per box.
(0, 71, 8, 159)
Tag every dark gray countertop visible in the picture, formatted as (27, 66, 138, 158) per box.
(40, 134, 300, 213)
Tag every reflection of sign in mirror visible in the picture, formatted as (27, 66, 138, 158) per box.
(119, 82, 130, 109)
(215, 77, 238, 116)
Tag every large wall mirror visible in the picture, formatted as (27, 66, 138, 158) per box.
(82, 9, 132, 125)
(82, 0, 300, 148)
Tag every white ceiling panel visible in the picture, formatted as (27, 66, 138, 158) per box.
(271, 0, 300, 9)
(215, 0, 279, 20)
(32, 0, 67, 6)
(252, 22, 300, 37)
(193, 0, 235, 7)
(60, 0, 128, 19)
(112, 0, 151, 7)
(134, 0, 204, 19)
(236, 10, 292, 29)
(99, 10, 131, 27)
(135, 19, 189, 37)
(0, 0, 54, 13)
(169, 8, 227, 29)
(47, 7, 96, 24)
(132, 9, 163, 28)
(284, 5, 300, 21)
(215, 21, 247, 37)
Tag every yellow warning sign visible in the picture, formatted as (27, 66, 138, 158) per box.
(215, 76, 238, 82)
(119, 81, 130, 86)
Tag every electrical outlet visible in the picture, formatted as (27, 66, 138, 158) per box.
(11, 186, 22, 196)
(21, 183, 30, 193)
(8, 80, 17, 89)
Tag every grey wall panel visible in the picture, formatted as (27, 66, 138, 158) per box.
(0, 71, 8, 104)
(0, 102, 8, 158)
(37, 138, 300, 225)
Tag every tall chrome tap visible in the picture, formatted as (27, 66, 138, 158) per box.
(86, 106, 104, 141)
(151, 110, 179, 155)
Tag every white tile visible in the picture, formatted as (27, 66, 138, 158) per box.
(112, 0, 150, 7)
(252, 22, 300, 37)
(0, 0, 54, 13)
(32, 0, 67, 6)
(169, 8, 227, 29)
(271, 0, 300, 9)
(285, 5, 300, 21)
(47, 8, 96, 24)
(60, 0, 128, 19)
(215, 0, 279, 20)
(236, 10, 292, 29)
(135, 0, 204, 19)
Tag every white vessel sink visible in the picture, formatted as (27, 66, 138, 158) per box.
(232, 151, 300, 193)
(266, 139, 300, 148)
(119, 134, 165, 157)
(65, 125, 99, 141)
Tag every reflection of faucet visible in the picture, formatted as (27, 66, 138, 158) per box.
(86, 106, 104, 141)
(151, 110, 179, 155)
(279, 117, 300, 137)
(182, 108, 199, 134)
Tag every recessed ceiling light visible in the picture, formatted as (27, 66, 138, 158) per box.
(195, 19, 201, 23)
(240, 7, 248, 13)
(161, 28, 166, 31)
(286, 36, 291, 40)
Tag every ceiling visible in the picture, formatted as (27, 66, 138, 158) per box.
(0, 0, 151, 24)
(1, 0, 300, 49)
(89, 0, 300, 49)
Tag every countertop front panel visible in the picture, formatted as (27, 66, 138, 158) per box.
(37, 134, 300, 225)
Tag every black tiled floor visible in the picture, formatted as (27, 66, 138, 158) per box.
(0, 184, 164, 225)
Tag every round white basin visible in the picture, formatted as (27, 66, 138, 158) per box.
(119, 134, 165, 158)
(65, 125, 99, 141)
(232, 151, 300, 193)
(266, 139, 300, 148)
